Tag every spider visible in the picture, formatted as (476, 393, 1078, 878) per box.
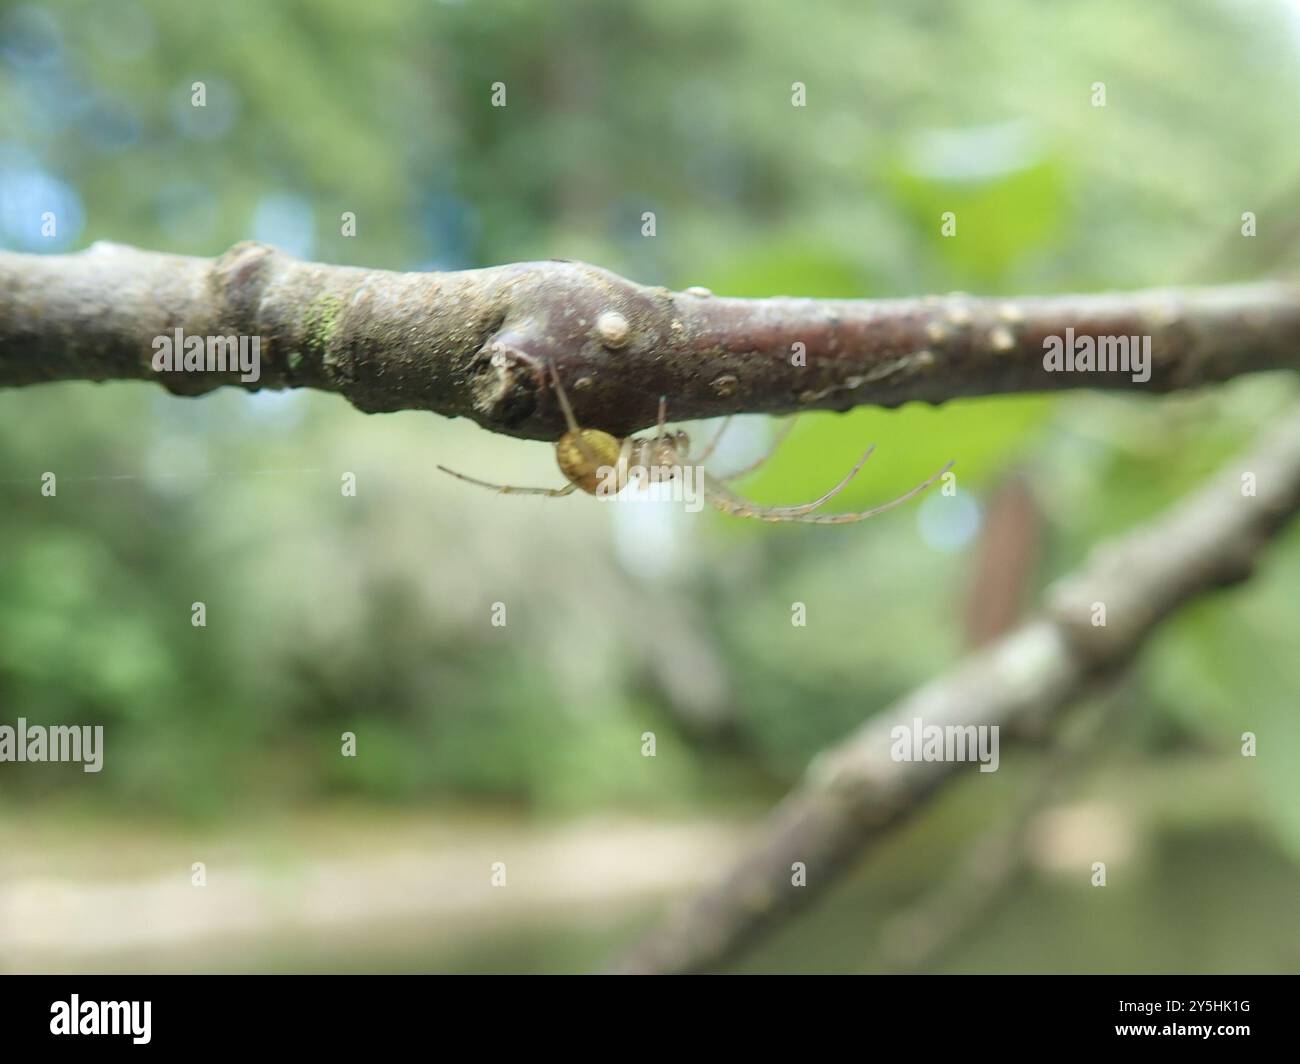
(436, 363, 954, 524)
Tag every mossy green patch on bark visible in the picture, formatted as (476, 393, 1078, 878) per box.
(302, 293, 343, 362)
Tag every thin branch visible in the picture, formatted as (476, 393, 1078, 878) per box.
(609, 402, 1300, 974)
(3, 242, 1299, 440)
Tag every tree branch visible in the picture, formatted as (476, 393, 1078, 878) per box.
(877, 689, 1126, 973)
(3, 243, 1299, 440)
(609, 402, 1300, 974)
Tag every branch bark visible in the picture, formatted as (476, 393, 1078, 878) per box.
(3, 242, 1299, 440)
(610, 402, 1300, 974)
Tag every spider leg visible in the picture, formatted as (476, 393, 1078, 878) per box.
(702, 445, 877, 519)
(544, 357, 607, 473)
(547, 359, 583, 433)
(437, 464, 578, 497)
(692, 416, 733, 464)
(618, 436, 641, 493)
(704, 460, 953, 524)
(716, 417, 798, 481)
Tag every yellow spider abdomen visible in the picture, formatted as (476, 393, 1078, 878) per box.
(556, 428, 624, 495)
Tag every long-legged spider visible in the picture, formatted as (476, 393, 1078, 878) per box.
(436, 364, 953, 524)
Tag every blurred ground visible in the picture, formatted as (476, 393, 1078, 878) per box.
(0, 805, 749, 972)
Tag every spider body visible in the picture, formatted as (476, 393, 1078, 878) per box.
(553, 425, 693, 495)
(438, 362, 952, 523)
(556, 428, 623, 494)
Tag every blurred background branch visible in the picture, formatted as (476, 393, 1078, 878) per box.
(876, 686, 1128, 972)
(612, 401, 1300, 974)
